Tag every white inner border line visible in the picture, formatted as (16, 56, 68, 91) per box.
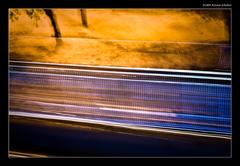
(8, 8, 232, 158)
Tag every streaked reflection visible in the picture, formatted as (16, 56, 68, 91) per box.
(9, 61, 231, 138)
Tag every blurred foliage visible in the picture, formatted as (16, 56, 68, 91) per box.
(185, 9, 230, 21)
(9, 9, 21, 22)
(9, 9, 44, 27)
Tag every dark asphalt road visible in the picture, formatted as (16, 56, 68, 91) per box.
(10, 116, 231, 157)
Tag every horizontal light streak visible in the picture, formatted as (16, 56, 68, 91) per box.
(10, 71, 231, 87)
(27, 100, 177, 117)
(10, 94, 227, 118)
(10, 65, 231, 81)
(11, 100, 229, 128)
(9, 111, 231, 140)
(9, 151, 48, 158)
(9, 60, 231, 76)
(9, 63, 231, 138)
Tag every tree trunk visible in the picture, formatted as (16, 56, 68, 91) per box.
(80, 9, 88, 28)
(44, 9, 62, 38)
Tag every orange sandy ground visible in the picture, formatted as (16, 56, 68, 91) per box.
(9, 9, 230, 70)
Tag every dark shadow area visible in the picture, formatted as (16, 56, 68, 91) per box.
(10, 117, 231, 157)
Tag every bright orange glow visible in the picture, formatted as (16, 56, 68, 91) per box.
(9, 9, 230, 70)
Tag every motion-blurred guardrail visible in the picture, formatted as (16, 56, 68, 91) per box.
(9, 60, 231, 139)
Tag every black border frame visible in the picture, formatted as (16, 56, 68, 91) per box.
(1, 0, 237, 161)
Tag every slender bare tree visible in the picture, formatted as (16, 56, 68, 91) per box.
(43, 9, 62, 47)
(80, 9, 88, 28)
(10, 9, 63, 48)
(44, 9, 62, 38)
